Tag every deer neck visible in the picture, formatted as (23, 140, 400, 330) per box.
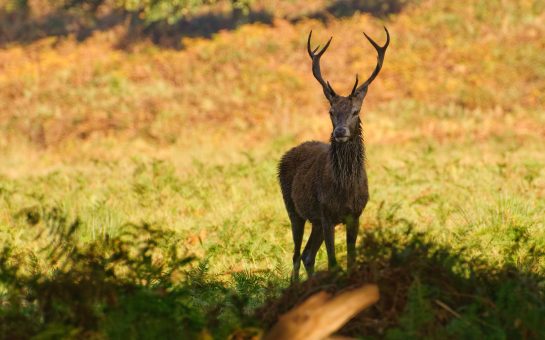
(330, 122, 364, 188)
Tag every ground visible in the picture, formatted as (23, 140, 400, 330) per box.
(0, 0, 544, 338)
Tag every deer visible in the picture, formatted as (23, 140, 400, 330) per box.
(278, 27, 390, 281)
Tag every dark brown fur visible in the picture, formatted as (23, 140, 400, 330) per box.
(278, 28, 389, 280)
(278, 104, 368, 280)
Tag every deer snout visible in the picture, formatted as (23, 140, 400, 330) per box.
(333, 127, 350, 142)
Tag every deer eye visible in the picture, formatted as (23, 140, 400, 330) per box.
(352, 110, 360, 116)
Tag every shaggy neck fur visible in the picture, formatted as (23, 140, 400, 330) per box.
(330, 120, 364, 188)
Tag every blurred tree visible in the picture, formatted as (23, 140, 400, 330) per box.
(122, 0, 219, 24)
(57, 0, 253, 24)
(1, 0, 29, 13)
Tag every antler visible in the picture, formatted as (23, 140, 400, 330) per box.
(351, 27, 390, 96)
(307, 31, 337, 101)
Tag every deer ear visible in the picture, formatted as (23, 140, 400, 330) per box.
(324, 81, 337, 102)
(352, 85, 368, 100)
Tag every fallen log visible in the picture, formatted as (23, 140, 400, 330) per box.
(264, 284, 379, 340)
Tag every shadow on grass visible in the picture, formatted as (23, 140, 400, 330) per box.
(258, 225, 545, 339)
(0, 0, 409, 49)
(0, 207, 278, 339)
(292, 0, 410, 23)
(118, 9, 273, 50)
(3, 203, 542, 338)
(0, 8, 126, 46)
(0, 6, 273, 49)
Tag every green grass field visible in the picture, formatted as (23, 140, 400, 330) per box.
(1, 0, 545, 338)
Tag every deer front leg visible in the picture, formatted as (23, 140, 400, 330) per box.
(302, 222, 324, 277)
(322, 217, 338, 270)
(346, 215, 359, 270)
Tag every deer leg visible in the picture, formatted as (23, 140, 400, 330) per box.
(346, 215, 360, 270)
(322, 219, 338, 270)
(302, 222, 324, 277)
(290, 214, 306, 282)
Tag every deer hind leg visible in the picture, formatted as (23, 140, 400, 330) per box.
(289, 212, 306, 282)
(302, 222, 324, 277)
(346, 215, 360, 270)
(322, 218, 338, 270)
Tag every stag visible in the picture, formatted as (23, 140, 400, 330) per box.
(278, 27, 390, 280)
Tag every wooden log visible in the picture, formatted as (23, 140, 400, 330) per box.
(264, 284, 379, 340)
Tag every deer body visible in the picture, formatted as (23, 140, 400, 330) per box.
(278, 28, 389, 280)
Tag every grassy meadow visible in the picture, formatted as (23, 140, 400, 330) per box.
(1, 0, 545, 338)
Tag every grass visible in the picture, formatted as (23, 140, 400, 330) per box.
(3, 129, 544, 276)
(0, 0, 544, 338)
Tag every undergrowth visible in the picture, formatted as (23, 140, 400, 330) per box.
(1, 209, 543, 338)
(258, 226, 545, 339)
(0, 207, 277, 339)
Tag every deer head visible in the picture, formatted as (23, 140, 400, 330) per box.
(307, 27, 390, 142)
